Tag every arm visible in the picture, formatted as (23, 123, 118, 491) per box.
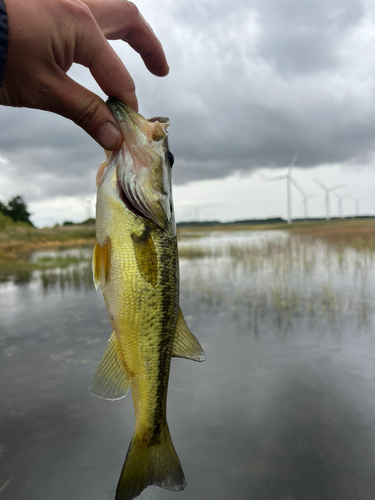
(0, 0, 169, 150)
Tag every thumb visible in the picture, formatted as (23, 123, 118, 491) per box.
(44, 71, 123, 150)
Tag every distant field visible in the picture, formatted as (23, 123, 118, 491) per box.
(0, 216, 95, 262)
(178, 218, 375, 250)
(1, 216, 374, 266)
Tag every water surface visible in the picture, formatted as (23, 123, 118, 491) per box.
(1, 231, 375, 500)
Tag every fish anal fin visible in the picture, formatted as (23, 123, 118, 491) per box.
(131, 228, 157, 286)
(90, 332, 130, 400)
(172, 308, 205, 362)
(92, 238, 111, 290)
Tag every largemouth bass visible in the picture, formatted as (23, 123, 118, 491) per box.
(91, 98, 205, 500)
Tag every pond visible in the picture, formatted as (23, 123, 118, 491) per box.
(1, 230, 375, 500)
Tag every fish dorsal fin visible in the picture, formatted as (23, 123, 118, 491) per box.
(89, 332, 130, 400)
(131, 227, 158, 286)
(172, 308, 205, 362)
(92, 239, 111, 290)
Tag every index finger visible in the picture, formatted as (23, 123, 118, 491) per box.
(73, 7, 138, 111)
(82, 0, 169, 77)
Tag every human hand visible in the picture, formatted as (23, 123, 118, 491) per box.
(0, 0, 169, 150)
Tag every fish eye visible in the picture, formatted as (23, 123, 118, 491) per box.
(167, 151, 174, 168)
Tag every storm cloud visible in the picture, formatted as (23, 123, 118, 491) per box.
(1, 0, 375, 222)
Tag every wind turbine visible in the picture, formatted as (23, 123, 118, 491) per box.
(298, 190, 318, 220)
(314, 180, 345, 221)
(333, 193, 351, 218)
(285, 175, 317, 220)
(263, 153, 298, 224)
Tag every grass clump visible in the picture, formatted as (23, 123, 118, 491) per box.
(40, 264, 93, 292)
(0, 252, 92, 284)
(178, 245, 216, 259)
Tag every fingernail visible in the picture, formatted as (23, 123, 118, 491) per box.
(98, 122, 122, 150)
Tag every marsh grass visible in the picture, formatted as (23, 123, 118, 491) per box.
(180, 228, 375, 333)
(2, 221, 375, 330)
(39, 263, 93, 292)
(178, 246, 215, 259)
(0, 253, 92, 283)
(0, 253, 92, 290)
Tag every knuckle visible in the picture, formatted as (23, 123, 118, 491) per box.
(73, 98, 102, 129)
(61, 0, 94, 24)
(124, 1, 140, 20)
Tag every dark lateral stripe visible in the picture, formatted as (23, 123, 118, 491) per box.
(151, 232, 179, 443)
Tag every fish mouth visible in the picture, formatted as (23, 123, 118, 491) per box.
(107, 98, 171, 228)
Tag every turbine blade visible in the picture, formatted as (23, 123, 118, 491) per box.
(290, 177, 304, 195)
(290, 152, 298, 167)
(314, 178, 327, 190)
(328, 183, 346, 192)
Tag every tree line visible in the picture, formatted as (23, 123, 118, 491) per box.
(0, 195, 33, 225)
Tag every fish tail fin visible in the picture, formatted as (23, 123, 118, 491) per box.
(115, 424, 186, 500)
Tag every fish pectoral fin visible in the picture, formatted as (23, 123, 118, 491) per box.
(92, 239, 111, 291)
(172, 308, 205, 362)
(131, 227, 158, 286)
(89, 332, 130, 400)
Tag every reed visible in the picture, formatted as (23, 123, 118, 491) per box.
(180, 228, 375, 333)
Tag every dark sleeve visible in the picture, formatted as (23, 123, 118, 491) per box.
(0, 0, 8, 86)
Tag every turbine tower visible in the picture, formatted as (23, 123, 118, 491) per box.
(333, 193, 351, 218)
(263, 153, 298, 224)
(314, 180, 345, 221)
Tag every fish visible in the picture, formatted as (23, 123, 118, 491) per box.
(91, 98, 205, 500)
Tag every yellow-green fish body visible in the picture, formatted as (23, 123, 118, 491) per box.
(91, 100, 204, 500)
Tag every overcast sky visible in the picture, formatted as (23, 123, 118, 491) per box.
(1, 0, 375, 226)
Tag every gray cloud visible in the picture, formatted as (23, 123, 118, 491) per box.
(256, 0, 364, 75)
(1, 0, 375, 210)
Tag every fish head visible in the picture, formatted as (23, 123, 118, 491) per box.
(103, 98, 174, 229)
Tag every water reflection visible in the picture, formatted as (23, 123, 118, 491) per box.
(28, 246, 93, 262)
(39, 264, 93, 292)
(1, 231, 375, 500)
(179, 232, 375, 333)
(0, 268, 34, 285)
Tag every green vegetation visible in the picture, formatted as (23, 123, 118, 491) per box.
(0, 252, 92, 285)
(0, 222, 95, 262)
(0, 211, 31, 230)
(0, 195, 33, 225)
